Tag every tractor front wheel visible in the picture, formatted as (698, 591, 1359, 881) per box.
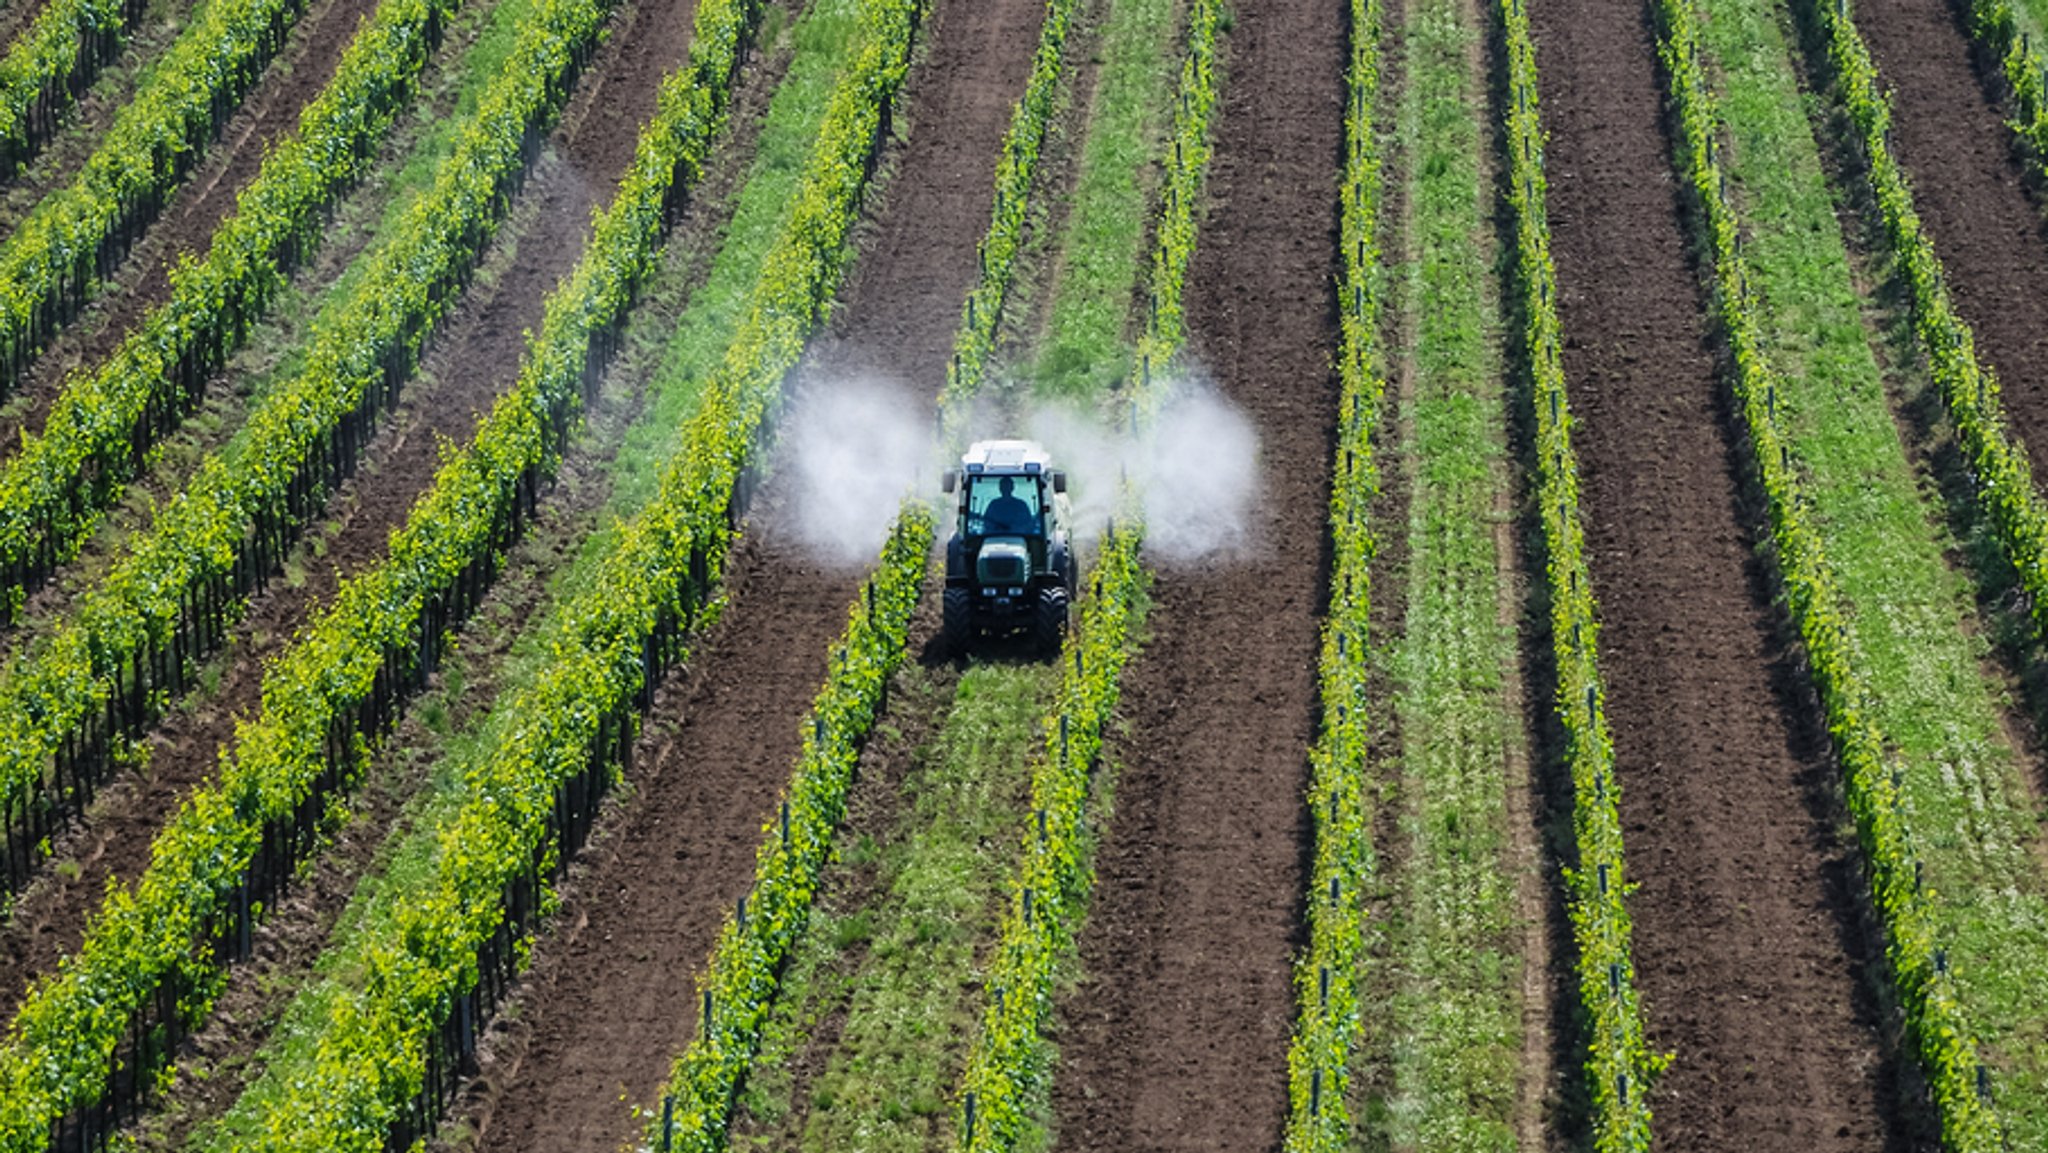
(943, 587, 972, 656)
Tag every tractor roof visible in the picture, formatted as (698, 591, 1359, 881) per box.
(958, 439, 1054, 475)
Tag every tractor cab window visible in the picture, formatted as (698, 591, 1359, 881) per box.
(965, 473, 1041, 535)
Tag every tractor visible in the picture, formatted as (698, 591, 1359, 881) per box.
(940, 440, 1075, 654)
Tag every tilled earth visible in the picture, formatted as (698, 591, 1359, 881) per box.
(1849, 0, 2048, 475)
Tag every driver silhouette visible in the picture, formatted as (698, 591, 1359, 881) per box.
(983, 476, 1036, 533)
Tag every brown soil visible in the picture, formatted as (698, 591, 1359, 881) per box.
(438, 0, 1049, 1146)
(1045, 0, 1341, 1148)
(0, 0, 381, 447)
(1528, 0, 1920, 1148)
(0, 0, 705, 1018)
(1846, 0, 2048, 475)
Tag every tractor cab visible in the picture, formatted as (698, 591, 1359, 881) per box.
(940, 440, 1075, 653)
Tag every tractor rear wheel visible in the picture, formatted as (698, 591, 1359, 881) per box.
(942, 587, 972, 656)
(1034, 586, 1068, 654)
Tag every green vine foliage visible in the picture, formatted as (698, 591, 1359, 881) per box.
(1813, 0, 2048, 696)
(0, 0, 769, 1143)
(0, 0, 314, 390)
(948, 2, 1219, 1150)
(1652, 0, 2005, 1146)
(202, 0, 921, 1142)
(0, 0, 466, 618)
(1280, 0, 1381, 1144)
(0, 0, 148, 178)
(1498, 0, 1659, 1145)
(641, 0, 1089, 1147)
(0, 0, 618, 880)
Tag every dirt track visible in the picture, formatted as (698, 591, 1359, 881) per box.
(1847, 0, 2048, 472)
(1528, 0, 1916, 1147)
(1045, 0, 1340, 1146)
(439, 0, 1048, 1144)
(0, 0, 704, 1019)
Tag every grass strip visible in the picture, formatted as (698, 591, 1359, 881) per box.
(1695, 0, 2048, 1137)
(1652, 0, 2015, 1144)
(0, 0, 616, 894)
(1027, 0, 1175, 399)
(1493, 0, 1655, 1144)
(0, 0, 770, 1144)
(183, 0, 918, 1141)
(0, 0, 312, 391)
(641, 0, 1092, 1142)
(0, 0, 147, 179)
(0, 0, 467, 623)
(1370, 0, 1529, 1140)
(948, 1, 1219, 1148)
(1279, 0, 1381, 1143)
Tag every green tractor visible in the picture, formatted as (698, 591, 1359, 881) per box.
(940, 439, 1075, 654)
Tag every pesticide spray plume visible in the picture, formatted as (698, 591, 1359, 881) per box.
(768, 374, 934, 567)
(1022, 367, 1261, 566)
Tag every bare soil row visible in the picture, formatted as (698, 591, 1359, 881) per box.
(1044, 0, 1341, 1145)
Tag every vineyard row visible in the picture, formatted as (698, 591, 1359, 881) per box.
(948, 0, 1220, 1146)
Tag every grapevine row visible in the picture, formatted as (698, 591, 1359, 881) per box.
(949, 1, 1220, 1147)
(0, 0, 766, 1142)
(641, 0, 1089, 1143)
(0, 0, 465, 622)
(1497, 0, 1657, 1144)
(0, 0, 615, 891)
(1277, 0, 1380, 1143)
(200, 0, 919, 1141)
(1806, 0, 2048, 713)
(1652, 0, 2005, 1145)
(0, 0, 312, 391)
(0, 0, 147, 180)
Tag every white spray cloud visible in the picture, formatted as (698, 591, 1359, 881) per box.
(1019, 371, 1261, 567)
(1137, 378, 1261, 563)
(768, 375, 933, 567)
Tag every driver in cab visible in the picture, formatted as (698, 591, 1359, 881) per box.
(982, 476, 1038, 534)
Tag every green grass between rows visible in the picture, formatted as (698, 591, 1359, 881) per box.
(1029, 0, 1178, 398)
(731, 664, 1050, 1151)
(1366, 0, 1527, 1143)
(1692, 0, 2048, 1136)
